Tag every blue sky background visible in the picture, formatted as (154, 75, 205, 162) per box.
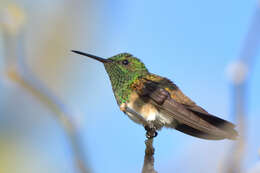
(1, 0, 260, 173)
(83, 1, 260, 172)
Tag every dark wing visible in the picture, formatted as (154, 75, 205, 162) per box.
(135, 76, 238, 140)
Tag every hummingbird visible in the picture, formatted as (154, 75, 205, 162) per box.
(72, 50, 238, 140)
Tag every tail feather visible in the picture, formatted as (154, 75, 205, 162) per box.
(170, 111, 238, 140)
(186, 105, 235, 129)
(175, 124, 227, 140)
(185, 106, 238, 140)
(175, 123, 238, 140)
(162, 106, 239, 140)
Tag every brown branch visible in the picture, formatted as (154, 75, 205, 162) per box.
(223, 5, 260, 173)
(5, 68, 90, 173)
(142, 137, 157, 173)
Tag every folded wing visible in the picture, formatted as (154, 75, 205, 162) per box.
(134, 74, 238, 140)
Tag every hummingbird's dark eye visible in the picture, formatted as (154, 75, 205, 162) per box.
(122, 59, 129, 65)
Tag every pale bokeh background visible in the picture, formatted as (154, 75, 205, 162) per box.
(0, 1, 259, 173)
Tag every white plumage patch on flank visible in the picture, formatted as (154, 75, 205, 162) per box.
(146, 111, 156, 121)
(123, 92, 160, 125)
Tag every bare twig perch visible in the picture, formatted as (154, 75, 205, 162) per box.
(142, 137, 157, 173)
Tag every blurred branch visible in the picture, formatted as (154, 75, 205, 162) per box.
(142, 138, 157, 173)
(1, 4, 90, 173)
(224, 4, 260, 173)
(6, 68, 90, 173)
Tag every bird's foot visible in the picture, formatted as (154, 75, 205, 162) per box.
(144, 124, 158, 139)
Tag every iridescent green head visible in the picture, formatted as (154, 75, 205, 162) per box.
(105, 53, 148, 79)
(72, 50, 149, 103)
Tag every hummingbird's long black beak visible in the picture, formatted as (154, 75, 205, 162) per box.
(71, 50, 112, 63)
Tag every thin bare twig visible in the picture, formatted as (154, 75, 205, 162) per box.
(142, 137, 157, 173)
(6, 68, 90, 173)
(224, 4, 260, 173)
